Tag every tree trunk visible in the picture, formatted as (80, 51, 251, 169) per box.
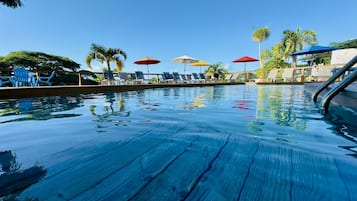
(292, 55, 297, 68)
(106, 60, 111, 72)
(258, 42, 262, 68)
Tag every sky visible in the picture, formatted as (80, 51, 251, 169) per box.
(1, 0, 357, 74)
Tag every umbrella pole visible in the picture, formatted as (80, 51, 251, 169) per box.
(244, 63, 247, 82)
(147, 64, 149, 80)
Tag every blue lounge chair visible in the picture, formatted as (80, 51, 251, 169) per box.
(192, 73, 204, 83)
(199, 73, 206, 80)
(192, 73, 199, 79)
(117, 72, 132, 85)
(172, 72, 182, 83)
(161, 72, 174, 83)
(36, 70, 56, 86)
(10, 68, 37, 87)
(103, 71, 114, 80)
(0, 76, 11, 87)
(180, 74, 188, 83)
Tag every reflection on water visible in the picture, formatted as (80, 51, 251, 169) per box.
(254, 85, 309, 131)
(0, 85, 356, 200)
(0, 95, 83, 123)
(0, 150, 47, 200)
(90, 93, 131, 131)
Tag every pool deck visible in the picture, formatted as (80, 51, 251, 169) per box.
(0, 82, 244, 99)
(304, 82, 357, 111)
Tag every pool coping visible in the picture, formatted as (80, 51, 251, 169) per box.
(0, 82, 245, 99)
(304, 82, 357, 111)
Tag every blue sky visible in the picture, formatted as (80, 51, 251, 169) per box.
(1, 0, 356, 74)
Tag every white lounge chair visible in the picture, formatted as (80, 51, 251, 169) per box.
(282, 68, 295, 82)
(267, 69, 279, 82)
(312, 66, 334, 81)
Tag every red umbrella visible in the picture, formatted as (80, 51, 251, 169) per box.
(134, 57, 160, 75)
(232, 56, 259, 81)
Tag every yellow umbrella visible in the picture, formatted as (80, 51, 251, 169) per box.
(191, 60, 211, 73)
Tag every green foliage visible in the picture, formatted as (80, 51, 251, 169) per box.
(149, 77, 158, 84)
(252, 26, 270, 43)
(205, 62, 228, 80)
(86, 43, 127, 72)
(0, 51, 80, 73)
(257, 58, 289, 78)
(256, 45, 290, 78)
(281, 27, 317, 67)
(0, 0, 22, 8)
(330, 38, 357, 49)
(252, 26, 270, 68)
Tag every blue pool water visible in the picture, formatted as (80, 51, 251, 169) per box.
(0, 85, 356, 201)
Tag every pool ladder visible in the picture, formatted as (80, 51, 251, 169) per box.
(312, 55, 357, 113)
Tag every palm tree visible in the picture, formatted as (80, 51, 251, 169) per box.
(0, 0, 23, 8)
(205, 62, 228, 80)
(252, 26, 270, 68)
(86, 43, 127, 74)
(281, 27, 317, 67)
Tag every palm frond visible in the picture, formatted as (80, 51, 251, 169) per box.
(87, 43, 127, 73)
(113, 57, 124, 72)
(0, 0, 23, 8)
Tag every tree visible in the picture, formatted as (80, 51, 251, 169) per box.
(0, 51, 80, 73)
(205, 62, 228, 80)
(281, 27, 317, 67)
(252, 26, 270, 68)
(256, 45, 289, 79)
(330, 38, 357, 49)
(0, 0, 23, 8)
(86, 43, 127, 73)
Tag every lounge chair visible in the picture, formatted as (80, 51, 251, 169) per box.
(101, 71, 116, 85)
(199, 73, 207, 83)
(191, 73, 199, 82)
(267, 69, 279, 82)
(186, 74, 193, 83)
(161, 72, 174, 83)
(103, 71, 114, 80)
(134, 71, 145, 84)
(224, 73, 233, 82)
(312, 66, 334, 81)
(117, 72, 132, 85)
(36, 70, 56, 86)
(192, 73, 204, 83)
(10, 68, 37, 87)
(0, 76, 11, 87)
(180, 74, 188, 83)
(199, 73, 206, 80)
(172, 72, 182, 83)
(230, 73, 239, 82)
(282, 68, 295, 82)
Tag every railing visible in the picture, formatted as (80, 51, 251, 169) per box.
(312, 55, 357, 113)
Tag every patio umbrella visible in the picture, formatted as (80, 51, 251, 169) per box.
(232, 56, 259, 82)
(173, 55, 198, 74)
(191, 60, 211, 73)
(291, 45, 338, 56)
(134, 57, 160, 78)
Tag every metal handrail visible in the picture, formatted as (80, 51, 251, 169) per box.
(320, 68, 357, 113)
(312, 55, 357, 102)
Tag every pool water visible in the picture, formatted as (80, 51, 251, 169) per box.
(0, 85, 356, 201)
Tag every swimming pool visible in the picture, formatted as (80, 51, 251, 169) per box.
(0, 85, 356, 200)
